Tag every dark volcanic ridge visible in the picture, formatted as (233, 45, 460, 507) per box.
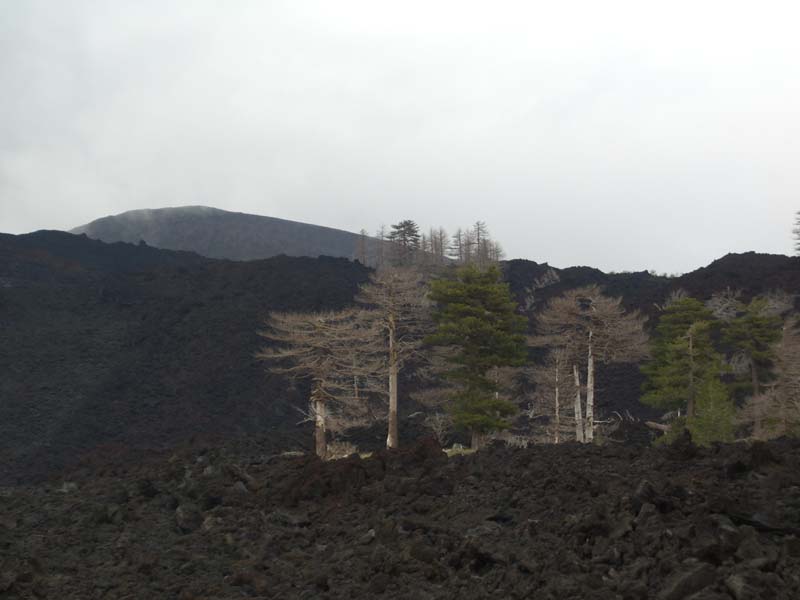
(1, 436, 799, 599)
(2, 231, 800, 485)
(69, 205, 370, 261)
(0, 230, 371, 484)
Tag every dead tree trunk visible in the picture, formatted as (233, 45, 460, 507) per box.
(554, 356, 561, 444)
(387, 315, 399, 449)
(585, 331, 595, 443)
(687, 330, 696, 418)
(573, 364, 585, 443)
(313, 386, 328, 459)
(750, 358, 764, 436)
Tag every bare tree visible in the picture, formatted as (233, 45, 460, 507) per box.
(527, 336, 577, 443)
(740, 316, 800, 439)
(777, 317, 800, 436)
(472, 221, 489, 268)
(706, 287, 742, 321)
(356, 229, 369, 265)
(762, 289, 795, 317)
(374, 225, 387, 269)
(794, 211, 800, 256)
(534, 286, 649, 442)
(487, 240, 504, 263)
(447, 222, 504, 267)
(433, 227, 449, 265)
(654, 288, 689, 312)
(257, 309, 378, 458)
(423, 412, 453, 446)
(530, 336, 576, 443)
(450, 228, 466, 263)
(356, 267, 431, 449)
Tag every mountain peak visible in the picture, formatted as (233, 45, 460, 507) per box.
(70, 206, 364, 261)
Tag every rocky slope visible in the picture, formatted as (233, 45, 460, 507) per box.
(70, 206, 370, 261)
(1, 435, 798, 599)
(0, 231, 370, 484)
(2, 231, 800, 485)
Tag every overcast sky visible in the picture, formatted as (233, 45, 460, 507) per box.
(1, 1, 798, 273)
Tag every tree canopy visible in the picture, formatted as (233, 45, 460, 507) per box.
(427, 265, 527, 443)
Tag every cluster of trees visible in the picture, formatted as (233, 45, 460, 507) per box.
(528, 287, 649, 443)
(258, 267, 429, 458)
(355, 220, 504, 269)
(529, 285, 800, 446)
(261, 222, 800, 457)
(258, 252, 525, 458)
(640, 289, 799, 443)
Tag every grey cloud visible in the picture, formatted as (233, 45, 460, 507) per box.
(1, 0, 799, 273)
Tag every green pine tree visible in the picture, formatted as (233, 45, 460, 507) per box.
(641, 298, 721, 417)
(388, 220, 421, 265)
(427, 265, 527, 446)
(690, 375, 735, 446)
(722, 297, 783, 397)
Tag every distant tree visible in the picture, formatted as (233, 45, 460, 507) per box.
(472, 221, 489, 268)
(447, 223, 504, 267)
(355, 229, 369, 264)
(488, 240, 504, 263)
(427, 265, 527, 448)
(374, 224, 387, 268)
(388, 220, 421, 265)
(641, 298, 721, 418)
(449, 228, 466, 263)
(653, 288, 689, 312)
(257, 310, 374, 459)
(431, 227, 449, 265)
(794, 211, 800, 255)
(356, 267, 430, 449)
(419, 232, 431, 265)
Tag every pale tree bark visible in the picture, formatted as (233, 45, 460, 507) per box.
(585, 330, 595, 442)
(574, 364, 585, 443)
(387, 315, 399, 448)
(313, 392, 328, 459)
(526, 338, 576, 443)
(554, 354, 561, 444)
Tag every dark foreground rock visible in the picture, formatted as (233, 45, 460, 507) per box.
(1, 436, 799, 599)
